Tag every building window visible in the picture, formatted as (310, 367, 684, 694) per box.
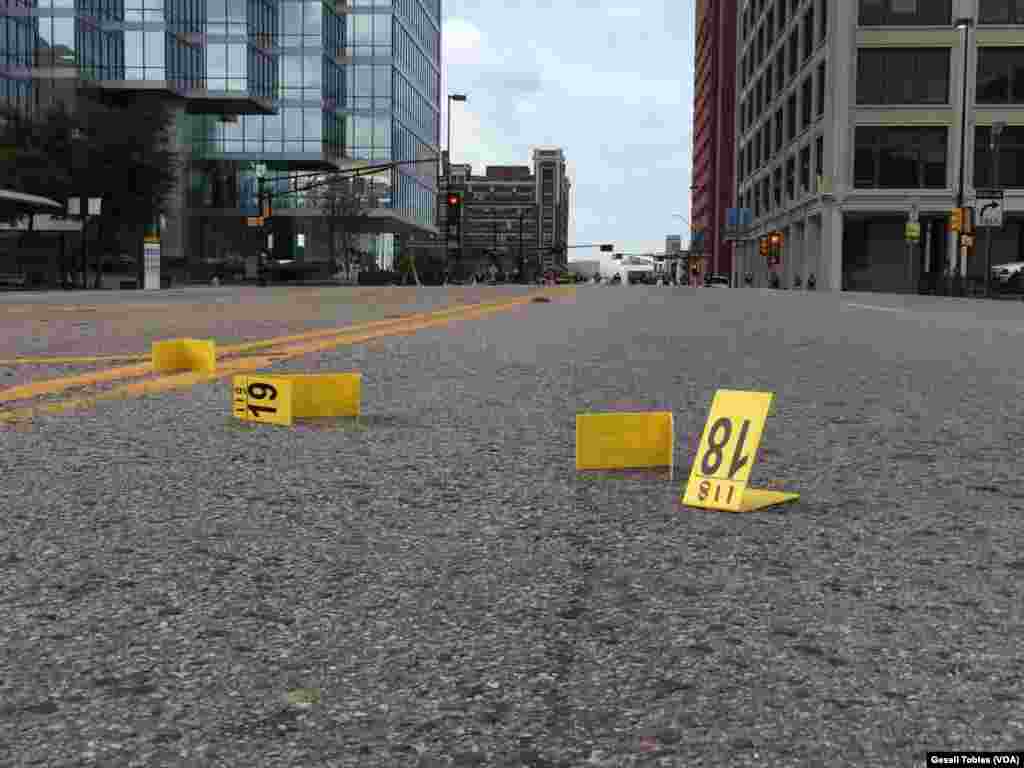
(772, 166, 782, 206)
(819, 0, 827, 42)
(774, 108, 784, 151)
(778, 0, 786, 32)
(858, 0, 952, 26)
(801, 76, 813, 130)
(788, 31, 799, 77)
(974, 126, 1024, 187)
(802, 6, 814, 62)
(815, 134, 824, 179)
(854, 127, 948, 188)
(979, 0, 1024, 24)
(763, 122, 771, 162)
(816, 62, 826, 117)
(786, 92, 797, 142)
(976, 48, 1024, 104)
(785, 155, 795, 200)
(857, 48, 950, 104)
(775, 49, 785, 91)
(799, 145, 811, 193)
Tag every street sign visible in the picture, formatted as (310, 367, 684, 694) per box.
(976, 192, 1004, 228)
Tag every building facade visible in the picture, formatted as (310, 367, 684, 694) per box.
(408, 147, 571, 280)
(0, 0, 442, 283)
(691, 0, 738, 284)
(732, 0, 1024, 293)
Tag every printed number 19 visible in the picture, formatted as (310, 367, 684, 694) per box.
(246, 381, 278, 418)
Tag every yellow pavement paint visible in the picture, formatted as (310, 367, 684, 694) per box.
(0, 290, 572, 368)
(680, 389, 799, 513)
(0, 363, 154, 402)
(152, 338, 217, 374)
(0, 289, 572, 423)
(575, 412, 674, 471)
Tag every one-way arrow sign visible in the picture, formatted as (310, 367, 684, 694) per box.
(976, 190, 1004, 228)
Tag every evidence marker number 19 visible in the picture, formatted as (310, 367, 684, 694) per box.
(233, 375, 294, 426)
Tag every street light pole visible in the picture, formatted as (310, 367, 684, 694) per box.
(954, 17, 974, 295)
(445, 94, 467, 280)
(984, 121, 1005, 298)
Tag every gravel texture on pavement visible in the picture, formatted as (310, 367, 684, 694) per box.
(0, 286, 1020, 767)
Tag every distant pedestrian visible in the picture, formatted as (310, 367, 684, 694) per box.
(807, 273, 816, 290)
(794, 274, 802, 288)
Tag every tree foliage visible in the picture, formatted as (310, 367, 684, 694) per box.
(0, 93, 181, 285)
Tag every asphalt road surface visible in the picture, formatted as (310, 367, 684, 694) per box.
(1, 286, 1020, 767)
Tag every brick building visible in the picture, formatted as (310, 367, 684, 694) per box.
(691, 0, 738, 283)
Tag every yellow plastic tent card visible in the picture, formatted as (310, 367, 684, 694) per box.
(232, 375, 294, 426)
(152, 338, 216, 374)
(291, 373, 361, 419)
(681, 389, 799, 512)
(575, 412, 674, 470)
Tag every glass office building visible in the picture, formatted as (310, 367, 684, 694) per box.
(1, 0, 441, 277)
(185, 0, 442, 273)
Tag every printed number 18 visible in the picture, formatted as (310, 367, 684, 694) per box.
(700, 417, 751, 479)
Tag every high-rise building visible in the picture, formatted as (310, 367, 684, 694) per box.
(0, 0, 442, 281)
(732, 0, 1024, 293)
(691, 0, 738, 285)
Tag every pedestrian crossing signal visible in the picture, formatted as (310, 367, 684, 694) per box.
(759, 237, 769, 257)
(950, 207, 963, 232)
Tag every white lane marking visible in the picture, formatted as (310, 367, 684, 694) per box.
(844, 302, 907, 313)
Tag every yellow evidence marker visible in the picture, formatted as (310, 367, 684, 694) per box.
(681, 389, 799, 512)
(152, 338, 216, 374)
(575, 412, 674, 471)
(232, 373, 361, 427)
(233, 375, 294, 426)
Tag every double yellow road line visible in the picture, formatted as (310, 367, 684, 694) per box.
(0, 289, 572, 424)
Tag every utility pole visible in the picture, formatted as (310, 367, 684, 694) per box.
(984, 122, 1005, 298)
(518, 208, 525, 282)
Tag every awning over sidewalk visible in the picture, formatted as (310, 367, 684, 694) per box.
(0, 189, 63, 217)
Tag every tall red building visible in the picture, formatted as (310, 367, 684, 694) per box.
(691, 0, 737, 283)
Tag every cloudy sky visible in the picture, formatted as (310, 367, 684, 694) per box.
(441, 1, 696, 260)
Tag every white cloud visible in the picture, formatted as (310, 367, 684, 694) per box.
(442, 1, 696, 255)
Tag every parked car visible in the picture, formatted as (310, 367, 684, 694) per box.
(704, 274, 731, 287)
(992, 262, 1024, 284)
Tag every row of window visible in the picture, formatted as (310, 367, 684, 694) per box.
(743, 127, 1024, 217)
(740, 0, 826, 91)
(859, 0, 1024, 26)
(740, 134, 824, 218)
(346, 10, 392, 56)
(740, 62, 825, 178)
(393, 0, 438, 62)
(856, 47, 1024, 106)
(393, 16, 437, 108)
(393, 65, 434, 146)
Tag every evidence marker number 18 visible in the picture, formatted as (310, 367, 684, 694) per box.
(695, 415, 752, 505)
(682, 389, 797, 513)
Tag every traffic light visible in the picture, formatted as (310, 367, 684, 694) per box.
(759, 237, 769, 258)
(950, 207, 963, 232)
(446, 192, 462, 239)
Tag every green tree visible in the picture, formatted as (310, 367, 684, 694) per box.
(0, 93, 180, 288)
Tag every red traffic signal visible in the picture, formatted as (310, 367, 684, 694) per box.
(447, 194, 460, 206)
